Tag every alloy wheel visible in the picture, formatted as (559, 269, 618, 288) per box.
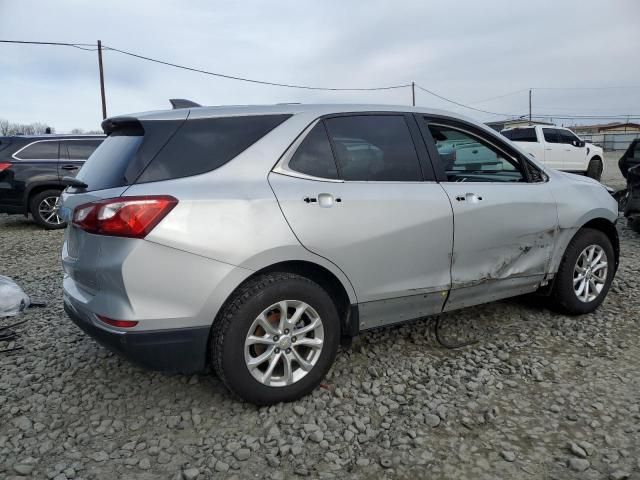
(573, 244, 608, 303)
(244, 300, 324, 387)
(38, 195, 64, 226)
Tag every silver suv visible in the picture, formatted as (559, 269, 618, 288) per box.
(61, 104, 619, 404)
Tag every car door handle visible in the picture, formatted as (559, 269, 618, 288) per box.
(304, 194, 342, 207)
(545, 148, 553, 151)
(61, 165, 79, 170)
(456, 193, 483, 203)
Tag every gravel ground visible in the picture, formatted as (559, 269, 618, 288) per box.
(1, 153, 638, 480)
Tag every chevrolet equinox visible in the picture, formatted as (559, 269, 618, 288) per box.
(61, 104, 619, 405)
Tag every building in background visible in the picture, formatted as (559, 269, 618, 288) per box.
(572, 122, 640, 135)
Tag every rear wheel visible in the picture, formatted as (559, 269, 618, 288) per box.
(211, 273, 340, 405)
(548, 228, 614, 314)
(629, 217, 640, 234)
(30, 189, 66, 229)
(586, 157, 603, 181)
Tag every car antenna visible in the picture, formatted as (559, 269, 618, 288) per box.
(169, 99, 201, 109)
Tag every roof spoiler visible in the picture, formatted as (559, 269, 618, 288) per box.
(101, 116, 144, 135)
(169, 99, 201, 109)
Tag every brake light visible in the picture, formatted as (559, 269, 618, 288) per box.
(97, 315, 138, 328)
(73, 195, 178, 238)
(0, 162, 11, 172)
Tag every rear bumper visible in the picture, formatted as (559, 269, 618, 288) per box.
(63, 292, 210, 373)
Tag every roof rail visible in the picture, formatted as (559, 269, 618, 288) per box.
(169, 99, 201, 109)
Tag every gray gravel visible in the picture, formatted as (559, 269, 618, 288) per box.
(1, 154, 639, 479)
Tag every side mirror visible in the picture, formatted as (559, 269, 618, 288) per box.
(573, 140, 585, 148)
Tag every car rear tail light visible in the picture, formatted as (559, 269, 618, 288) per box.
(0, 162, 12, 172)
(97, 315, 138, 328)
(73, 195, 178, 238)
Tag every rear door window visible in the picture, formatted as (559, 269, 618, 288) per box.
(62, 139, 103, 160)
(15, 141, 59, 160)
(542, 128, 560, 143)
(502, 128, 537, 142)
(288, 123, 339, 179)
(324, 115, 422, 181)
(137, 115, 291, 183)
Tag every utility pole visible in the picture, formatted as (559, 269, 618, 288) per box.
(411, 82, 415, 107)
(528, 88, 532, 124)
(97, 40, 107, 120)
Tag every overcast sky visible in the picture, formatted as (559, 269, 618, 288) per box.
(1, 0, 639, 132)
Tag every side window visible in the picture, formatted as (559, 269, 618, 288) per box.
(288, 123, 338, 179)
(634, 141, 640, 160)
(427, 124, 524, 183)
(137, 114, 291, 183)
(557, 129, 579, 145)
(543, 128, 559, 143)
(324, 115, 422, 181)
(64, 140, 103, 160)
(15, 141, 58, 160)
(502, 127, 538, 142)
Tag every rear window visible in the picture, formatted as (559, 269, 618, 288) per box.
(502, 128, 537, 142)
(137, 114, 291, 183)
(75, 135, 143, 191)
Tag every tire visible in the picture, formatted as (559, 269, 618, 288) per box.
(29, 189, 66, 229)
(548, 228, 614, 315)
(211, 272, 340, 405)
(629, 217, 640, 234)
(586, 157, 603, 181)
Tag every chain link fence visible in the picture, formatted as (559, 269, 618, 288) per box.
(580, 132, 640, 151)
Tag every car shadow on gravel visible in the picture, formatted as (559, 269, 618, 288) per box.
(0, 215, 42, 231)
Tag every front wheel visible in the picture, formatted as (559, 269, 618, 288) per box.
(586, 157, 603, 181)
(211, 273, 340, 405)
(29, 189, 66, 229)
(548, 228, 615, 315)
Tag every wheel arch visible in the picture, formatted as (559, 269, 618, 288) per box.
(580, 217, 619, 271)
(24, 182, 66, 213)
(205, 259, 358, 368)
(231, 260, 355, 336)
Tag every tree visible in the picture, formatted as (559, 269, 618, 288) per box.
(0, 118, 55, 135)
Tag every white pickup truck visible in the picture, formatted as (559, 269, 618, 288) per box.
(501, 125, 604, 180)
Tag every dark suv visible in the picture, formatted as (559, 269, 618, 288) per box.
(0, 135, 104, 228)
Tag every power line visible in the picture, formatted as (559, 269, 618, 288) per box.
(414, 84, 518, 116)
(414, 84, 640, 119)
(0, 39, 98, 51)
(103, 44, 412, 92)
(2, 39, 640, 120)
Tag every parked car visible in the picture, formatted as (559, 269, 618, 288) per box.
(0, 134, 104, 228)
(60, 104, 619, 405)
(617, 139, 640, 232)
(501, 125, 604, 180)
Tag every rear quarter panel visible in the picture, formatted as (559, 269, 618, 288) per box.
(546, 170, 618, 274)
